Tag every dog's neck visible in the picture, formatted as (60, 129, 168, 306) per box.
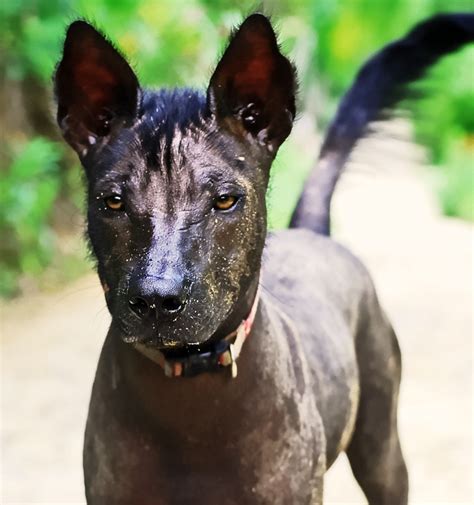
(105, 291, 300, 431)
(209, 274, 261, 343)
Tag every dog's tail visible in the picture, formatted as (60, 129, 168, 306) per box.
(289, 13, 474, 236)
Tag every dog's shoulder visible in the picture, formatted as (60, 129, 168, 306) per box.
(262, 228, 378, 339)
(264, 228, 373, 290)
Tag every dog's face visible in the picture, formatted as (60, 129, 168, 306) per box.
(55, 14, 296, 349)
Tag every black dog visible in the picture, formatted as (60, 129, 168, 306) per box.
(54, 12, 473, 505)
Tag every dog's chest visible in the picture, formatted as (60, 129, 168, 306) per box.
(86, 305, 325, 504)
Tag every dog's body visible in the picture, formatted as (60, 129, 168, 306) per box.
(54, 13, 474, 505)
(85, 230, 404, 504)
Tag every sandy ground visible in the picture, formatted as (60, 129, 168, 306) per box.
(1, 128, 473, 504)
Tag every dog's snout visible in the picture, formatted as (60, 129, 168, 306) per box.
(128, 276, 187, 319)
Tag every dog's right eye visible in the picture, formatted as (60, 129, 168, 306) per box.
(214, 194, 239, 211)
(104, 195, 125, 211)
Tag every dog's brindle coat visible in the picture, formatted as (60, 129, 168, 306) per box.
(54, 13, 474, 505)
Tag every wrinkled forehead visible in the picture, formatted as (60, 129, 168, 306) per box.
(90, 113, 254, 214)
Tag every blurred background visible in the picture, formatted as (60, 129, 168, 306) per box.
(1, 0, 473, 503)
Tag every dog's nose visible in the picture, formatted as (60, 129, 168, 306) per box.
(128, 277, 187, 319)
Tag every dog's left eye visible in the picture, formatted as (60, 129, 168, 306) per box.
(214, 194, 238, 211)
(104, 194, 125, 211)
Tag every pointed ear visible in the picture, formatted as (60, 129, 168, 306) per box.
(54, 21, 140, 156)
(207, 14, 297, 153)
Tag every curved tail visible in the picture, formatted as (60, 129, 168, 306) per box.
(290, 13, 474, 236)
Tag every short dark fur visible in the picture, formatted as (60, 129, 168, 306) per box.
(54, 12, 473, 504)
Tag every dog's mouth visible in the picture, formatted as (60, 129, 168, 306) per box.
(114, 305, 224, 351)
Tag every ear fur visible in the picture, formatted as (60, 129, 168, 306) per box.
(207, 13, 297, 153)
(54, 21, 140, 156)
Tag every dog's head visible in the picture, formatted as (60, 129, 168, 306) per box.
(54, 14, 296, 349)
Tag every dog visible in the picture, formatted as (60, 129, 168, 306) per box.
(54, 12, 473, 505)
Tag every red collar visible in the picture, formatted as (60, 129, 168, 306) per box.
(133, 285, 260, 378)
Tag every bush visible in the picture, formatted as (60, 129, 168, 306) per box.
(436, 148, 474, 221)
(0, 138, 62, 296)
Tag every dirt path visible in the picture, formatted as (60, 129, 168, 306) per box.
(1, 127, 472, 504)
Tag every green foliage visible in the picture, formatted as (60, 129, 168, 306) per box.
(268, 136, 315, 229)
(0, 138, 62, 296)
(408, 46, 474, 220)
(436, 147, 474, 222)
(411, 48, 474, 160)
(1, 0, 254, 87)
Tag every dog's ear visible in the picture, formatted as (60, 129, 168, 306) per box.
(54, 21, 140, 157)
(207, 13, 297, 154)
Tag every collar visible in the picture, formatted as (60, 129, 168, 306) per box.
(133, 284, 261, 379)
